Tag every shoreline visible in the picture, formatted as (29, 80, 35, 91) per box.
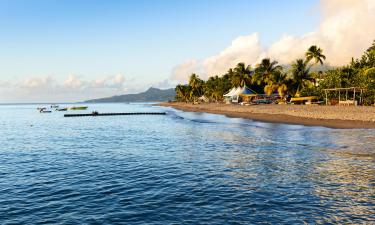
(157, 102, 375, 129)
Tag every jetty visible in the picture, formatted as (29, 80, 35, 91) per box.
(64, 112, 166, 117)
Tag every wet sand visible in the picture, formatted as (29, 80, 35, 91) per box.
(158, 102, 375, 129)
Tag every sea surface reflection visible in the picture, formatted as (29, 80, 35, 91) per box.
(0, 103, 374, 224)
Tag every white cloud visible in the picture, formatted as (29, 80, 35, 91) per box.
(21, 76, 56, 90)
(63, 75, 85, 89)
(0, 81, 10, 88)
(152, 78, 176, 89)
(90, 74, 126, 90)
(171, 0, 375, 80)
(171, 59, 201, 83)
(0, 74, 129, 103)
(203, 33, 263, 76)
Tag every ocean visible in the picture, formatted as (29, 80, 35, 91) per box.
(0, 103, 374, 224)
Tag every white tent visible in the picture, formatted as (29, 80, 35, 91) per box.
(223, 87, 239, 97)
(231, 87, 244, 102)
(224, 87, 244, 103)
(233, 87, 244, 95)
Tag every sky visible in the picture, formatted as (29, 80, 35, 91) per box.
(0, 0, 374, 103)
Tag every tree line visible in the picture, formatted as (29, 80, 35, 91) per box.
(175, 40, 375, 105)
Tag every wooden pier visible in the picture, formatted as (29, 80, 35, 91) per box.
(64, 112, 166, 117)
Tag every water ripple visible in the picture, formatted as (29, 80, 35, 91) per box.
(0, 103, 374, 224)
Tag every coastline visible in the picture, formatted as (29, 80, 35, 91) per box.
(158, 102, 375, 129)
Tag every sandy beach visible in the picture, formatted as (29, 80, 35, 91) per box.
(158, 102, 375, 129)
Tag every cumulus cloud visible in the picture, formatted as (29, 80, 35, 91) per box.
(63, 75, 85, 89)
(171, 59, 202, 83)
(21, 76, 56, 89)
(171, 0, 375, 80)
(203, 33, 263, 76)
(90, 74, 126, 90)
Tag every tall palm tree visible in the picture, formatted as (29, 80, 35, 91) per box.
(231, 63, 252, 87)
(204, 76, 218, 101)
(175, 84, 184, 101)
(306, 45, 326, 65)
(189, 73, 200, 89)
(253, 58, 282, 85)
(291, 59, 312, 94)
(188, 73, 204, 101)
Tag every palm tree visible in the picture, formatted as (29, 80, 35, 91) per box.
(175, 84, 184, 101)
(291, 59, 312, 94)
(366, 39, 375, 52)
(253, 58, 282, 85)
(306, 45, 326, 65)
(264, 71, 288, 97)
(272, 71, 288, 97)
(212, 89, 223, 102)
(188, 73, 204, 101)
(204, 76, 218, 101)
(232, 63, 252, 87)
(175, 84, 191, 102)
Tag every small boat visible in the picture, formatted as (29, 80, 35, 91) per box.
(69, 106, 88, 110)
(56, 108, 68, 111)
(37, 107, 46, 111)
(39, 109, 52, 113)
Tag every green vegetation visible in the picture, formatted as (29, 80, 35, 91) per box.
(175, 40, 375, 105)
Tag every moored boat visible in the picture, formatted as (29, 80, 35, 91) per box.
(69, 106, 88, 110)
(39, 109, 52, 113)
(56, 108, 68, 111)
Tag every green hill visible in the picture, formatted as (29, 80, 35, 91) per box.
(85, 87, 175, 103)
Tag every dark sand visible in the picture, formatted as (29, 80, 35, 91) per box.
(158, 102, 375, 129)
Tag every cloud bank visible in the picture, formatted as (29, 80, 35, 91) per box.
(0, 74, 128, 103)
(172, 0, 375, 82)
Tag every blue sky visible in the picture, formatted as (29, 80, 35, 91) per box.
(0, 0, 321, 102)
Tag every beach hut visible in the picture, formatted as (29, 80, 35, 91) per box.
(239, 86, 258, 103)
(323, 87, 367, 106)
(240, 86, 257, 95)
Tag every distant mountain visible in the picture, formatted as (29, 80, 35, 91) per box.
(84, 87, 175, 103)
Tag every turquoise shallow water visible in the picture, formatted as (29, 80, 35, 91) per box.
(0, 103, 374, 224)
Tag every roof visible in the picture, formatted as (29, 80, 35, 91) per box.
(323, 87, 367, 92)
(241, 86, 258, 95)
(224, 86, 258, 97)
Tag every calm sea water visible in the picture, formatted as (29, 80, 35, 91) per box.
(0, 103, 374, 224)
